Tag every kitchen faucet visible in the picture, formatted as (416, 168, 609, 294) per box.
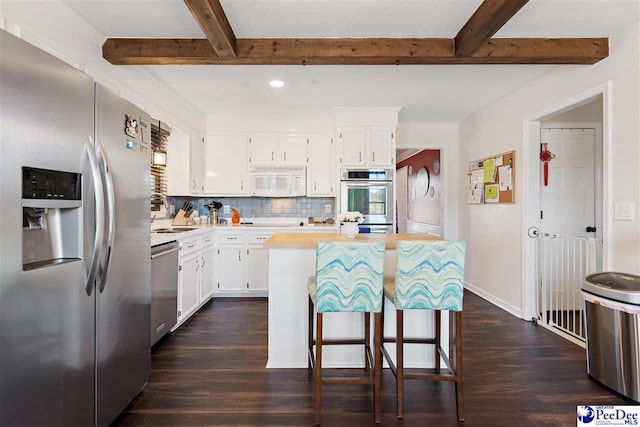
(151, 192, 169, 217)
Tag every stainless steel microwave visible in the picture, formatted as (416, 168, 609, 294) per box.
(250, 166, 306, 197)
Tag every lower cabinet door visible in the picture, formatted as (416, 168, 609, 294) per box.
(179, 253, 200, 320)
(247, 247, 269, 291)
(216, 248, 246, 291)
(200, 245, 215, 301)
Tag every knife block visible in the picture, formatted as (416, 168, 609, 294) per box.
(172, 209, 190, 226)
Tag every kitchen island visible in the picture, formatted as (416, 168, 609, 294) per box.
(264, 232, 449, 368)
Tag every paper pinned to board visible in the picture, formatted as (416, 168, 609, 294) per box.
(483, 158, 497, 183)
(499, 165, 512, 191)
(468, 168, 484, 204)
(484, 184, 499, 203)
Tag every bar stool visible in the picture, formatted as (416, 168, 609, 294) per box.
(381, 240, 466, 420)
(307, 241, 385, 425)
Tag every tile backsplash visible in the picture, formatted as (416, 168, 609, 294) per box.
(167, 196, 335, 220)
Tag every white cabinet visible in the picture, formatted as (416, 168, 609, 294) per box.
(339, 128, 395, 167)
(215, 231, 248, 293)
(177, 237, 201, 323)
(175, 232, 215, 329)
(249, 134, 307, 166)
(214, 230, 271, 296)
(165, 128, 190, 196)
(247, 232, 271, 292)
(307, 134, 336, 197)
(190, 131, 205, 194)
(166, 129, 204, 195)
(200, 235, 215, 301)
(204, 134, 249, 195)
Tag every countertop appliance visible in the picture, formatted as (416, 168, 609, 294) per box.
(340, 168, 394, 233)
(151, 241, 179, 346)
(250, 165, 306, 197)
(1, 30, 151, 426)
(582, 272, 640, 401)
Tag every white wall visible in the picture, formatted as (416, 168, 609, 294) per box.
(459, 21, 640, 316)
(205, 115, 335, 134)
(0, 2, 204, 136)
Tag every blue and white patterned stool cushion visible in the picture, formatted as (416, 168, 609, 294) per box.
(309, 241, 385, 313)
(384, 241, 466, 311)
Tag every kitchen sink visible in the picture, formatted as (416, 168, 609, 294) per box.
(152, 227, 198, 234)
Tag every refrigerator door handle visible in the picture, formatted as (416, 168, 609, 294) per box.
(97, 139, 116, 293)
(85, 136, 105, 296)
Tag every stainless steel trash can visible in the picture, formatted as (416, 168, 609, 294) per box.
(581, 272, 640, 401)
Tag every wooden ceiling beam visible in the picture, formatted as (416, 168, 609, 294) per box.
(183, 0, 236, 57)
(455, 0, 529, 57)
(102, 37, 608, 65)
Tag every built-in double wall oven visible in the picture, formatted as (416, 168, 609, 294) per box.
(340, 168, 394, 233)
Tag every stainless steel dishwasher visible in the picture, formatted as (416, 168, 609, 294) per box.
(151, 240, 179, 346)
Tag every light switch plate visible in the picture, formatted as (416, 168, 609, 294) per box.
(224, 204, 230, 214)
(614, 203, 635, 220)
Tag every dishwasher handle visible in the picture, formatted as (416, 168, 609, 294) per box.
(151, 244, 180, 259)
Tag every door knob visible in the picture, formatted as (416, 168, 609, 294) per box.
(586, 226, 597, 233)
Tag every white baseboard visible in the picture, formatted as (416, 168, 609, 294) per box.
(464, 282, 524, 320)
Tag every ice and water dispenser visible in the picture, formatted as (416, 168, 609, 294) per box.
(22, 167, 82, 271)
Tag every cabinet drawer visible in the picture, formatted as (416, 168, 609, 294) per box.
(217, 232, 247, 245)
(200, 233, 215, 247)
(248, 232, 273, 245)
(179, 237, 200, 255)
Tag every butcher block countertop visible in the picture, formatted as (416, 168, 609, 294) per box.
(263, 232, 441, 250)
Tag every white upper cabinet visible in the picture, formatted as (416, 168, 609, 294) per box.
(367, 128, 395, 166)
(339, 128, 395, 167)
(166, 128, 203, 196)
(307, 134, 336, 197)
(249, 134, 307, 166)
(190, 132, 204, 194)
(165, 128, 190, 196)
(204, 134, 249, 195)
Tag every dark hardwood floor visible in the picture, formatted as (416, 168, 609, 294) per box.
(113, 291, 627, 426)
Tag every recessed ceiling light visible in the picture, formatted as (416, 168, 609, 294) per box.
(269, 80, 284, 88)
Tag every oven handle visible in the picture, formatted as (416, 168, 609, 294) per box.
(341, 182, 392, 187)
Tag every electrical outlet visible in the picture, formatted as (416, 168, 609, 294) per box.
(169, 204, 175, 214)
(614, 202, 635, 220)
(224, 204, 230, 214)
(325, 204, 332, 214)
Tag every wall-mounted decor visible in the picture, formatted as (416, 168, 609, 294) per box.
(468, 151, 515, 204)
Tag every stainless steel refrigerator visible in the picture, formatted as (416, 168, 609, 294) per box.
(0, 30, 151, 426)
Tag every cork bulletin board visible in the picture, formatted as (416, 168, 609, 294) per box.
(468, 151, 515, 204)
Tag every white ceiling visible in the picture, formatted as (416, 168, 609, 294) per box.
(33, 1, 640, 122)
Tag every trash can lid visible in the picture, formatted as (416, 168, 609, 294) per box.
(582, 272, 640, 305)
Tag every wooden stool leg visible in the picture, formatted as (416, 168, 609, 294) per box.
(434, 310, 441, 374)
(308, 297, 313, 376)
(454, 310, 464, 421)
(374, 312, 382, 424)
(364, 312, 371, 373)
(314, 312, 323, 426)
(396, 309, 404, 419)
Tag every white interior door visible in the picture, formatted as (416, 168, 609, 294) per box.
(541, 128, 596, 238)
(538, 127, 600, 338)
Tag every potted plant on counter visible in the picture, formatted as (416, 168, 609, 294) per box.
(339, 211, 364, 238)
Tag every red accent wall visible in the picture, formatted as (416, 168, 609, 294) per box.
(397, 150, 441, 225)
